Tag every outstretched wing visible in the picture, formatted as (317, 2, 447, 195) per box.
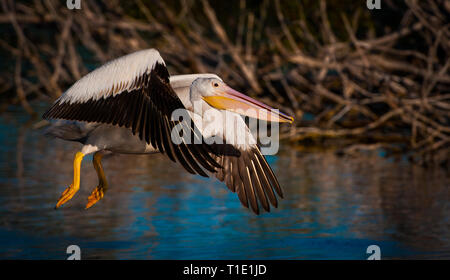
(209, 143, 283, 215)
(198, 111, 283, 215)
(43, 49, 219, 177)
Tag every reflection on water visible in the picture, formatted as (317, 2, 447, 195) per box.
(0, 102, 449, 259)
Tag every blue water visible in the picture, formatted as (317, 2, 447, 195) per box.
(0, 102, 448, 259)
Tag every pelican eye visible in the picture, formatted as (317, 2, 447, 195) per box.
(213, 82, 219, 88)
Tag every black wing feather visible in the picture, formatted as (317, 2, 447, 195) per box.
(209, 143, 283, 214)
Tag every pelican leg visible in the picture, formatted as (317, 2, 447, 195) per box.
(86, 151, 108, 209)
(55, 151, 85, 208)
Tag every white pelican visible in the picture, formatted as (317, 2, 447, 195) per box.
(43, 49, 293, 214)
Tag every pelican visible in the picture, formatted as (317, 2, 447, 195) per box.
(43, 49, 293, 214)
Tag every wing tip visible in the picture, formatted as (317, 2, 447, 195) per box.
(213, 145, 284, 215)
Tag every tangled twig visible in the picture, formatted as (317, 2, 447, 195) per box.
(0, 0, 448, 166)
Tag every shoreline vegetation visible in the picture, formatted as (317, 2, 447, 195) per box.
(0, 0, 448, 166)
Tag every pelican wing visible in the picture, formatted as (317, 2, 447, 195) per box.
(200, 111, 283, 214)
(43, 49, 219, 177)
(209, 143, 283, 215)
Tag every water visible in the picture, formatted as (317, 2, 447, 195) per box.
(0, 102, 448, 259)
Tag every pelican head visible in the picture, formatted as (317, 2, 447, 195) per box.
(190, 78, 294, 123)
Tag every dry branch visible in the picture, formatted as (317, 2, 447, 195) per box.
(0, 0, 448, 166)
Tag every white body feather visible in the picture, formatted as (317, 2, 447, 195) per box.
(186, 109, 256, 151)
